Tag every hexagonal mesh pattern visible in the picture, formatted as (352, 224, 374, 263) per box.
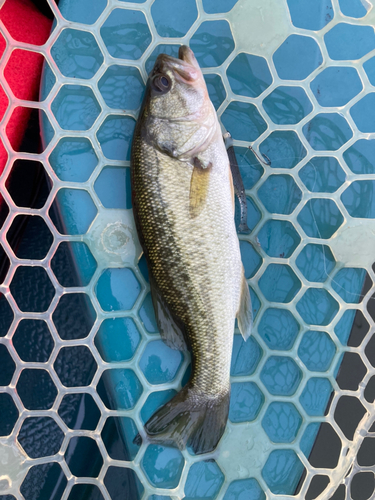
(0, 0, 374, 499)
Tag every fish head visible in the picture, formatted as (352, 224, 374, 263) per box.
(142, 46, 219, 159)
(146, 45, 210, 121)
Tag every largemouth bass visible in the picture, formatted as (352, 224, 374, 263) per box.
(131, 46, 252, 455)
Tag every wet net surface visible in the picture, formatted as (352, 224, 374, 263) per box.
(0, 0, 375, 499)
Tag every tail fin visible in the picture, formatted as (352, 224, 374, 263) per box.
(140, 386, 230, 455)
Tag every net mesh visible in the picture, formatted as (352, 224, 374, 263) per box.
(0, 0, 374, 499)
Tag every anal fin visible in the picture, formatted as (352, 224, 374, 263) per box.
(149, 276, 187, 351)
(236, 274, 252, 341)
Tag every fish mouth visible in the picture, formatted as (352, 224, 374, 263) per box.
(153, 45, 200, 83)
(178, 45, 200, 68)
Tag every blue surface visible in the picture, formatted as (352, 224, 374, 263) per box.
(223, 478, 265, 500)
(102, 416, 140, 461)
(142, 445, 184, 489)
(258, 175, 302, 215)
(296, 244, 336, 282)
(231, 334, 263, 376)
(190, 21, 234, 67)
(262, 402, 302, 443)
(227, 53, 272, 98)
(258, 220, 301, 259)
(51, 241, 97, 287)
(51, 85, 101, 130)
(299, 378, 333, 416)
(259, 131, 307, 169)
(140, 390, 177, 423)
(100, 9, 152, 59)
(296, 288, 339, 326)
(98, 65, 145, 110)
(202, 0, 239, 14)
(299, 157, 346, 193)
(297, 198, 344, 238)
(363, 57, 375, 85)
(263, 86, 312, 125)
(350, 94, 375, 133)
(287, 0, 333, 30)
(204, 74, 226, 110)
(97, 115, 136, 160)
(139, 340, 183, 384)
(151, 0, 198, 37)
(325, 23, 375, 60)
(99, 369, 143, 409)
(332, 268, 367, 302)
(310, 67, 362, 107)
(300, 423, 321, 457)
(258, 308, 299, 350)
(51, 189, 97, 235)
(96, 268, 142, 311)
(273, 35, 323, 80)
(303, 113, 353, 151)
(49, 137, 98, 182)
(341, 181, 375, 218)
(298, 331, 336, 371)
(259, 264, 301, 303)
(344, 138, 375, 176)
(221, 101, 267, 141)
(51, 28, 104, 79)
(94, 167, 132, 209)
(229, 382, 264, 422)
(95, 318, 141, 361)
(262, 449, 304, 494)
(59, 0, 107, 24)
(239, 241, 262, 278)
(339, 0, 368, 17)
(260, 356, 302, 396)
(235, 197, 261, 232)
(184, 462, 224, 499)
(138, 293, 158, 333)
(335, 310, 357, 345)
(234, 147, 264, 188)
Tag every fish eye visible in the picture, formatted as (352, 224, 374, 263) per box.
(152, 74, 171, 93)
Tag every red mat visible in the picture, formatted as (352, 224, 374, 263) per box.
(0, 0, 52, 174)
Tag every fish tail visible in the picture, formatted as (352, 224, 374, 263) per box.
(139, 385, 230, 455)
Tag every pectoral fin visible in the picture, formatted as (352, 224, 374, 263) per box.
(236, 274, 252, 341)
(149, 276, 187, 351)
(190, 158, 212, 218)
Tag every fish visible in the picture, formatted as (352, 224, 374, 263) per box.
(131, 45, 252, 455)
